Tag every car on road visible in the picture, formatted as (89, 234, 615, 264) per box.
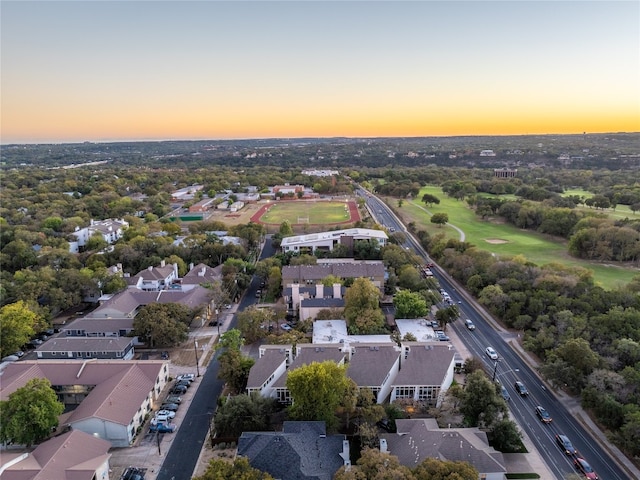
(149, 422, 176, 433)
(574, 457, 598, 479)
(255, 289, 262, 298)
(465, 319, 475, 330)
(514, 381, 529, 396)
(389, 227, 395, 232)
(500, 385, 510, 401)
(555, 434, 577, 455)
(535, 405, 552, 423)
(485, 347, 498, 360)
(160, 403, 179, 412)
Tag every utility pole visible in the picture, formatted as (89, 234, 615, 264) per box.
(194, 340, 200, 377)
(215, 308, 220, 336)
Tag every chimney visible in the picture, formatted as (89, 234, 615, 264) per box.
(380, 438, 388, 453)
(189, 262, 194, 271)
(333, 283, 341, 299)
(292, 284, 300, 311)
(173, 262, 178, 278)
(315, 283, 324, 299)
(161, 260, 166, 267)
(148, 266, 153, 271)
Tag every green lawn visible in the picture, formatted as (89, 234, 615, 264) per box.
(563, 188, 638, 220)
(259, 201, 352, 225)
(399, 187, 638, 289)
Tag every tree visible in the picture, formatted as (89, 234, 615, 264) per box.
(132, 303, 189, 348)
(218, 348, 255, 393)
(393, 290, 428, 319)
(435, 305, 459, 331)
(0, 300, 40, 356)
(421, 193, 440, 207)
(344, 278, 386, 334)
(430, 212, 449, 226)
(334, 448, 415, 480)
(287, 361, 355, 431)
(237, 307, 271, 343)
(413, 457, 478, 479)
(487, 418, 523, 453)
(459, 370, 507, 428)
(213, 393, 277, 437)
(193, 457, 273, 480)
(0, 378, 64, 447)
(278, 220, 294, 237)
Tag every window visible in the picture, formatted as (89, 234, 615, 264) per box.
(394, 386, 415, 399)
(418, 386, 439, 403)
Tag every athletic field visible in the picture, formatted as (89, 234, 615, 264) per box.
(255, 201, 357, 225)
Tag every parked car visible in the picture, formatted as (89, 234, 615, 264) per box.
(121, 466, 145, 480)
(281, 323, 292, 331)
(172, 385, 188, 395)
(160, 403, 179, 412)
(255, 289, 262, 298)
(13, 350, 25, 358)
(535, 405, 552, 423)
(574, 457, 598, 479)
(149, 422, 176, 433)
(156, 409, 176, 419)
(485, 347, 498, 360)
(165, 395, 182, 404)
(177, 373, 196, 382)
(514, 381, 529, 396)
(555, 434, 577, 455)
(376, 418, 395, 432)
(160, 351, 169, 360)
(208, 320, 218, 326)
(29, 338, 43, 346)
(465, 319, 475, 330)
(2, 355, 20, 363)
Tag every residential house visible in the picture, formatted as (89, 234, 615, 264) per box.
(284, 283, 346, 319)
(246, 346, 291, 397)
(35, 337, 134, 360)
(0, 430, 112, 480)
(125, 260, 179, 291)
(0, 360, 168, 447)
(282, 261, 385, 291)
(238, 421, 350, 480)
(69, 218, 129, 254)
(280, 228, 387, 255)
(390, 343, 456, 407)
(170, 184, 204, 201)
(380, 418, 507, 480)
(271, 345, 347, 404)
(181, 263, 223, 286)
(346, 343, 401, 404)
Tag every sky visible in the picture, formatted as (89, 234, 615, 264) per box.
(1, 1, 639, 144)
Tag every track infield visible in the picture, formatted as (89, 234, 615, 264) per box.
(251, 200, 360, 226)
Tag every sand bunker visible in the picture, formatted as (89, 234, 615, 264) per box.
(485, 238, 508, 244)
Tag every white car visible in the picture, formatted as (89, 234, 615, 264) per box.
(485, 347, 498, 360)
(280, 323, 292, 331)
(155, 410, 177, 422)
(176, 373, 196, 382)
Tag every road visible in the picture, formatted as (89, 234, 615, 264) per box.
(156, 237, 275, 480)
(363, 186, 630, 480)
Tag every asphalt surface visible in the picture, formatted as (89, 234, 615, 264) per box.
(363, 187, 632, 480)
(155, 237, 275, 480)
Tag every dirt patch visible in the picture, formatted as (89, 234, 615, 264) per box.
(485, 238, 509, 244)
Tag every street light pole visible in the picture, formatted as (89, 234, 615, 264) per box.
(194, 340, 200, 377)
(492, 360, 500, 382)
(215, 308, 220, 336)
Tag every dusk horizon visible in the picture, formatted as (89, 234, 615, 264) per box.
(2, 1, 639, 144)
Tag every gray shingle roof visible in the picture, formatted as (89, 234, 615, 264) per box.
(347, 344, 399, 387)
(238, 421, 346, 480)
(381, 419, 506, 474)
(246, 349, 288, 389)
(393, 344, 455, 386)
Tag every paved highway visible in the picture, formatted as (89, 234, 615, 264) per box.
(362, 187, 629, 480)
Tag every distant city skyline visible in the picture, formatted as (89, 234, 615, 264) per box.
(1, 1, 638, 144)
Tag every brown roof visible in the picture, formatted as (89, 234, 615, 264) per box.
(182, 263, 223, 285)
(393, 344, 455, 386)
(0, 361, 166, 426)
(282, 263, 385, 283)
(0, 429, 112, 480)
